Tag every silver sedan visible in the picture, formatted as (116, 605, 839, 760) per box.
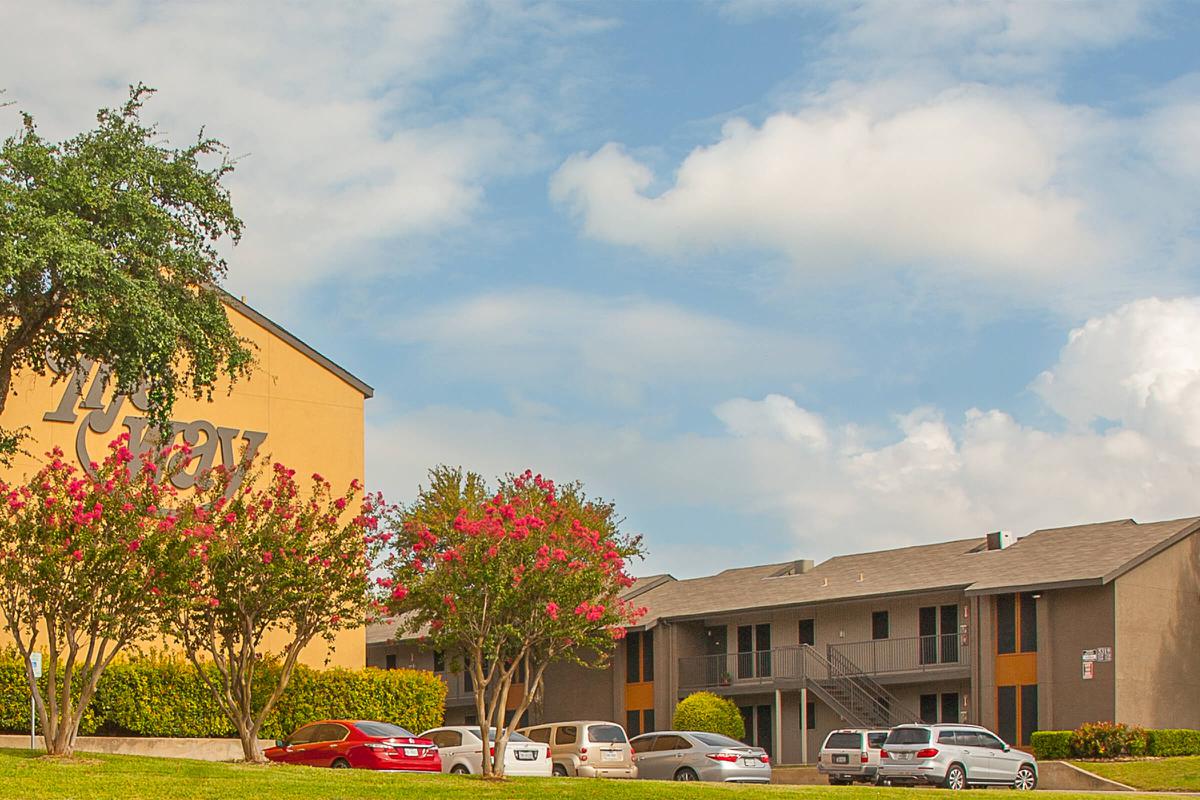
(630, 731, 771, 783)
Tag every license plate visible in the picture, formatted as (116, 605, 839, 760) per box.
(833, 754, 849, 764)
(515, 750, 536, 761)
(743, 757, 759, 767)
(897, 752, 912, 761)
(403, 747, 418, 757)
(602, 750, 621, 762)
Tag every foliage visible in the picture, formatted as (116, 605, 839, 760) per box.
(671, 692, 745, 741)
(0, 652, 98, 736)
(0, 84, 252, 458)
(1070, 721, 1148, 759)
(164, 456, 388, 761)
(383, 467, 645, 777)
(1029, 731, 1073, 760)
(1147, 729, 1200, 757)
(90, 656, 444, 740)
(0, 437, 191, 755)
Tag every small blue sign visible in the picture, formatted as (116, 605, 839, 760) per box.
(29, 653, 42, 679)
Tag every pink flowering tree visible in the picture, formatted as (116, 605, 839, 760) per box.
(0, 436, 191, 756)
(384, 467, 646, 777)
(166, 457, 388, 762)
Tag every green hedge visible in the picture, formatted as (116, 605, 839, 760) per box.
(672, 691, 745, 741)
(1032, 724, 1200, 760)
(1147, 729, 1200, 757)
(1031, 731, 1072, 760)
(1, 655, 444, 741)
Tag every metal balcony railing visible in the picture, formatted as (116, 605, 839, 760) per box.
(677, 646, 811, 690)
(826, 633, 968, 676)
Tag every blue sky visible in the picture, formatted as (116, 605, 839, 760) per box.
(5, 0, 1200, 577)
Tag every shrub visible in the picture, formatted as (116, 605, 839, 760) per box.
(1031, 730, 1073, 760)
(1, 654, 445, 741)
(1070, 721, 1148, 759)
(1147, 729, 1200, 757)
(672, 691, 744, 741)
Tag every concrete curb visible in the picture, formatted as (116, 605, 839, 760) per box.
(1040, 761, 1137, 792)
(0, 734, 274, 762)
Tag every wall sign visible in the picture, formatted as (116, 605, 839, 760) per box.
(43, 358, 266, 494)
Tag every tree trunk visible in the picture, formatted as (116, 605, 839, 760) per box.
(237, 719, 264, 763)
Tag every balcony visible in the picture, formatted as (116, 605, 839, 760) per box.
(826, 634, 969, 679)
(678, 646, 820, 691)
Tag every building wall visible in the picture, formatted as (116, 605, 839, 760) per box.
(0, 303, 368, 668)
(1114, 533, 1200, 728)
(1042, 585, 1116, 730)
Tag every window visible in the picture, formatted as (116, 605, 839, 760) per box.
(941, 692, 960, 724)
(433, 649, 445, 673)
(642, 628, 654, 682)
(867, 732, 888, 749)
(385, 653, 396, 670)
(824, 732, 862, 749)
(588, 724, 627, 743)
(643, 709, 655, 734)
(920, 694, 938, 724)
(755, 624, 772, 677)
(429, 730, 462, 749)
(625, 710, 640, 737)
(694, 733, 744, 748)
(996, 594, 1017, 654)
(631, 735, 656, 754)
(285, 725, 318, 746)
(872, 611, 889, 640)
(555, 726, 578, 745)
(1019, 592, 1038, 653)
(1020, 684, 1039, 745)
(626, 629, 654, 683)
(885, 728, 931, 745)
(355, 721, 414, 738)
(799, 618, 815, 646)
(997, 685, 1018, 746)
(526, 727, 551, 743)
(980, 732, 1007, 750)
(937, 730, 958, 744)
(653, 734, 689, 751)
(806, 701, 816, 730)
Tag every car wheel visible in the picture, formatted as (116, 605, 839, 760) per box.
(1014, 765, 1038, 790)
(674, 767, 699, 782)
(552, 764, 569, 777)
(943, 763, 968, 790)
(450, 764, 471, 775)
(828, 778, 847, 786)
(330, 758, 350, 769)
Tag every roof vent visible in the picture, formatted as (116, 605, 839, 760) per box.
(986, 530, 1015, 551)
(773, 559, 815, 577)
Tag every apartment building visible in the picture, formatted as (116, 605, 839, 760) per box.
(367, 515, 1200, 763)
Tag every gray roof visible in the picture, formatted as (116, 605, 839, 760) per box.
(631, 515, 1200, 623)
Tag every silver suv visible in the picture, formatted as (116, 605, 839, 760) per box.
(878, 723, 1038, 790)
(817, 728, 889, 785)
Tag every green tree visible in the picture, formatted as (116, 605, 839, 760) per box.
(0, 85, 252, 458)
(384, 467, 646, 777)
(166, 457, 388, 762)
(672, 692, 745, 741)
(0, 435, 192, 756)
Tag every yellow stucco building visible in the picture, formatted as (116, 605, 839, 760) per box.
(0, 294, 373, 668)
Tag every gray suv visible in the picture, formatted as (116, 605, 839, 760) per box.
(878, 723, 1038, 790)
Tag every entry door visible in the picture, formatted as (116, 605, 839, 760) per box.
(737, 625, 753, 679)
(755, 624, 772, 677)
(705, 625, 727, 686)
(940, 605, 959, 663)
(755, 704, 773, 759)
(919, 607, 938, 664)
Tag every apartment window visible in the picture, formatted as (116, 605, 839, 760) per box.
(997, 686, 1017, 745)
(1020, 685, 1039, 744)
(799, 618, 815, 646)
(996, 594, 1017, 654)
(385, 653, 397, 670)
(920, 694, 938, 724)
(806, 701, 816, 730)
(1019, 593, 1038, 653)
(433, 650, 445, 673)
(872, 611, 889, 640)
(997, 593, 1037, 654)
(625, 709, 655, 738)
(626, 629, 654, 683)
(941, 692, 960, 724)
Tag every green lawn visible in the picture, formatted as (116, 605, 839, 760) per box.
(0, 750, 1180, 800)
(1069, 757, 1200, 792)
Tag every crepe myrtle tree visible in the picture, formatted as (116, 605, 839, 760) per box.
(0, 434, 191, 756)
(0, 84, 252, 459)
(165, 456, 389, 762)
(384, 467, 646, 778)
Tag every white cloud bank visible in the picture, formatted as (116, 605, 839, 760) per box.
(369, 296, 1200, 574)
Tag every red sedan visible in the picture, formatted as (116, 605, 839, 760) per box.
(265, 719, 442, 772)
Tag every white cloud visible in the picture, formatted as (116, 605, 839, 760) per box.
(369, 296, 1200, 575)
(388, 289, 837, 406)
(0, 1, 590, 302)
(552, 84, 1116, 285)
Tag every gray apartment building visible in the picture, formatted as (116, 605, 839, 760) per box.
(367, 515, 1200, 764)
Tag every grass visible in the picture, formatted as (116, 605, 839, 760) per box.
(1069, 756, 1200, 792)
(0, 749, 1181, 800)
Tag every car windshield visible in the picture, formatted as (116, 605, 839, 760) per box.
(825, 732, 863, 749)
(693, 733, 744, 748)
(886, 728, 932, 745)
(587, 725, 627, 743)
(355, 721, 415, 739)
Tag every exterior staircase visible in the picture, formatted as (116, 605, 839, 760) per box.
(799, 644, 921, 728)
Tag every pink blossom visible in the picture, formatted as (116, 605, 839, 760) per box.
(261, 551, 274, 564)
(545, 602, 559, 620)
